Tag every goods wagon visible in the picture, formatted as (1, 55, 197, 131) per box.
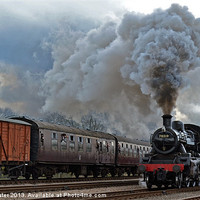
(0, 118, 31, 179)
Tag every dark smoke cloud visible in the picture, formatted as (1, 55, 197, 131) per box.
(120, 5, 200, 114)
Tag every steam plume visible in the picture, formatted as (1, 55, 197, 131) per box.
(120, 5, 200, 114)
(41, 4, 200, 136)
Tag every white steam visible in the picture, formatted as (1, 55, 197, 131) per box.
(41, 4, 200, 138)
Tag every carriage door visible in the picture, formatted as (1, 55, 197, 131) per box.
(99, 140, 103, 163)
(96, 139, 102, 163)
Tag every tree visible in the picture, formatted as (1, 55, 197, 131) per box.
(81, 112, 108, 132)
(42, 112, 80, 128)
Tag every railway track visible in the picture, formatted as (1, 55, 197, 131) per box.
(0, 178, 138, 195)
(0, 175, 136, 185)
(89, 186, 200, 200)
(12, 186, 200, 200)
(0, 179, 200, 200)
(183, 196, 200, 200)
(2, 177, 200, 200)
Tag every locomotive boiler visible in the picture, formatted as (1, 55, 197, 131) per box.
(138, 114, 200, 189)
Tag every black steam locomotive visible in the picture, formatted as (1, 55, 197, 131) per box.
(138, 114, 200, 189)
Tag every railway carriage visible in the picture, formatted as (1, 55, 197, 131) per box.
(0, 116, 150, 180)
(115, 135, 150, 176)
(12, 117, 117, 179)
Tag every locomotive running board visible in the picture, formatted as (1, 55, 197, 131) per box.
(142, 163, 184, 172)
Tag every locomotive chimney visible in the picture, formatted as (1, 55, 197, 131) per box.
(162, 114, 172, 128)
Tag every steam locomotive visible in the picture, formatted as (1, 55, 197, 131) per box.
(138, 114, 200, 189)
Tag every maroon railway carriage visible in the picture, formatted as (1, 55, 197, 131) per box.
(115, 135, 150, 176)
(13, 117, 117, 179)
(9, 116, 150, 179)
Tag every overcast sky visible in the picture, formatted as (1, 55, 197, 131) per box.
(0, 0, 198, 72)
(123, 0, 200, 17)
(0, 0, 200, 138)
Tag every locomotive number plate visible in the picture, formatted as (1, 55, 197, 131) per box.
(159, 134, 170, 138)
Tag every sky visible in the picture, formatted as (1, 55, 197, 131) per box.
(1, 0, 200, 138)
(122, 0, 200, 17)
(0, 0, 199, 72)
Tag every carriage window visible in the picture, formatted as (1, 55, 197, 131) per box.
(125, 144, 129, 156)
(87, 138, 91, 143)
(120, 143, 124, 155)
(100, 142, 103, 151)
(129, 147, 133, 157)
(130, 145, 132, 149)
(143, 147, 146, 154)
(134, 145, 138, 158)
(86, 138, 92, 152)
(61, 134, 67, 151)
(106, 141, 109, 152)
(111, 142, 114, 154)
(78, 137, 83, 143)
(70, 135, 74, 141)
(69, 135, 75, 152)
(102, 141, 107, 153)
(52, 132, 57, 139)
(78, 136, 83, 152)
(52, 132, 58, 150)
(40, 133, 44, 147)
(137, 147, 140, 158)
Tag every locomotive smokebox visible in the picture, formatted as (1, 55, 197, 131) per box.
(162, 114, 172, 128)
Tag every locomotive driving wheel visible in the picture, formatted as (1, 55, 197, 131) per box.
(189, 179, 196, 187)
(184, 176, 190, 187)
(175, 173, 182, 189)
(146, 174, 152, 190)
(195, 178, 200, 186)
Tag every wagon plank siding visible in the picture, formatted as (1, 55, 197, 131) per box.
(0, 119, 31, 162)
